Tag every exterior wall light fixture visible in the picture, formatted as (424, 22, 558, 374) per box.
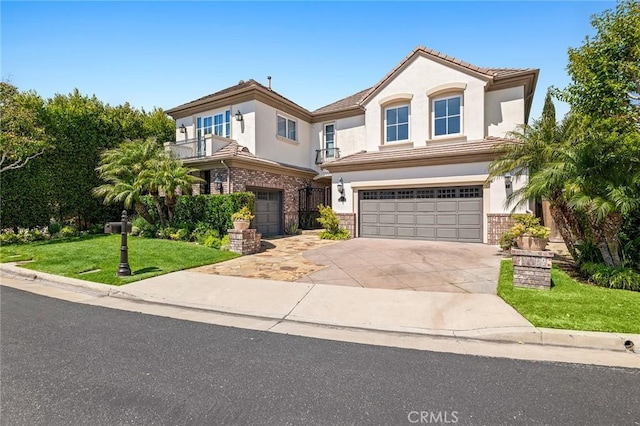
(337, 177, 346, 202)
(179, 123, 187, 134)
(214, 176, 223, 194)
(504, 173, 512, 190)
(235, 110, 243, 122)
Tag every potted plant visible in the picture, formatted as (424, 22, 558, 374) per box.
(231, 206, 255, 231)
(505, 214, 551, 251)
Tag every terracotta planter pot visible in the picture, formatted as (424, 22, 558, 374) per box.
(233, 220, 250, 231)
(515, 235, 549, 251)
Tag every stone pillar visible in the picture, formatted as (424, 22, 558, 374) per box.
(487, 213, 516, 245)
(228, 229, 262, 255)
(335, 213, 356, 238)
(511, 249, 554, 289)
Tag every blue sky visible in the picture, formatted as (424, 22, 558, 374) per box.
(2, 1, 614, 121)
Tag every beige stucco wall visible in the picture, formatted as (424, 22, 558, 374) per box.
(362, 55, 489, 151)
(311, 114, 366, 168)
(174, 100, 256, 151)
(485, 86, 525, 138)
(254, 101, 311, 168)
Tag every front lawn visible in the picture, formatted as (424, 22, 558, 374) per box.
(0, 234, 239, 286)
(498, 260, 640, 334)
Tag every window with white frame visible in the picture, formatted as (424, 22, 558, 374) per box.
(433, 96, 461, 137)
(277, 115, 297, 141)
(197, 110, 231, 139)
(385, 105, 409, 142)
(324, 123, 335, 157)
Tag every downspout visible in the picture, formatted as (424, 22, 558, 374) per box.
(221, 160, 231, 194)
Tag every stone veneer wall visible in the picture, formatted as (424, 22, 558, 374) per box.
(511, 248, 554, 289)
(193, 166, 326, 231)
(487, 213, 516, 245)
(336, 213, 356, 238)
(228, 229, 261, 255)
(231, 167, 322, 228)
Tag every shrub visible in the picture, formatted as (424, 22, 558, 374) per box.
(580, 262, 640, 292)
(220, 234, 230, 251)
(203, 234, 222, 249)
(190, 221, 212, 242)
(131, 216, 156, 238)
(284, 220, 300, 235)
(0, 230, 21, 245)
(87, 223, 104, 235)
(319, 228, 351, 240)
(59, 226, 77, 238)
(316, 204, 340, 234)
(28, 229, 47, 241)
(171, 228, 190, 241)
(48, 222, 62, 236)
(156, 227, 176, 240)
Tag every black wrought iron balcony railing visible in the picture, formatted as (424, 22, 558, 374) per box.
(315, 147, 340, 165)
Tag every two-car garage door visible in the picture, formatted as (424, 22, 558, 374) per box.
(359, 186, 483, 242)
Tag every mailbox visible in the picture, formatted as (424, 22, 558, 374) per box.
(104, 222, 132, 234)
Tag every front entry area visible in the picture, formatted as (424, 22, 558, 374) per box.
(253, 189, 282, 237)
(359, 186, 483, 242)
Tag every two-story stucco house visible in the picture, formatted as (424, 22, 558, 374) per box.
(165, 46, 539, 243)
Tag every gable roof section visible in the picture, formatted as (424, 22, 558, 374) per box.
(321, 136, 517, 172)
(166, 79, 313, 121)
(360, 46, 539, 122)
(166, 46, 538, 123)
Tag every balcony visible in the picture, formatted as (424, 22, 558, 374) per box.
(166, 136, 232, 161)
(315, 147, 340, 165)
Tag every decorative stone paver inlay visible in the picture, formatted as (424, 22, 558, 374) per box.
(192, 233, 338, 281)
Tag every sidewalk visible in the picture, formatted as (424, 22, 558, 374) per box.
(1, 262, 639, 369)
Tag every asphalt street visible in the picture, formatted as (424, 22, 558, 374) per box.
(1, 286, 639, 426)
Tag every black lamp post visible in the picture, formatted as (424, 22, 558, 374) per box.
(117, 210, 131, 277)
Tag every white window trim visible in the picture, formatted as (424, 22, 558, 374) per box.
(276, 113, 297, 142)
(197, 109, 232, 139)
(384, 104, 410, 144)
(431, 95, 463, 139)
(324, 122, 336, 156)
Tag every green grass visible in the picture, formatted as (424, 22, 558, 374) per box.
(0, 235, 239, 286)
(498, 259, 640, 334)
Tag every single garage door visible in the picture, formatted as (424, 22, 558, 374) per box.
(253, 190, 282, 237)
(359, 186, 483, 242)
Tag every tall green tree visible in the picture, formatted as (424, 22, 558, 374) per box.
(0, 82, 51, 173)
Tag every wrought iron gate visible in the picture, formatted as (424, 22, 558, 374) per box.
(298, 186, 330, 229)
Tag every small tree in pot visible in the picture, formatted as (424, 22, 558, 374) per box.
(231, 206, 255, 231)
(500, 214, 551, 251)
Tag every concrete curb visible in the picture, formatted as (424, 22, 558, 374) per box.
(1, 263, 638, 355)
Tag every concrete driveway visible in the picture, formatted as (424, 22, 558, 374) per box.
(297, 238, 502, 294)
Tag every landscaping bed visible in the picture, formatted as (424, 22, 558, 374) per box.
(498, 259, 640, 334)
(0, 234, 238, 286)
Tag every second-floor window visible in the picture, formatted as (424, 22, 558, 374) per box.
(197, 110, 231, 139)
(324, 123, 335, 157)
(385, 105, 409, 142)
(277, 115, 297, 141)
(433, 96, 461, 137)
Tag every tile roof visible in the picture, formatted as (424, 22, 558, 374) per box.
(202, 141, 317, 174)
(313, 87, 372, 114)
(167, 79, 312, 115)
(323, 136, 517, 167)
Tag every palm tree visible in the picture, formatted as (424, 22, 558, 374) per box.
(93, 138, 164, 225)
(488, 91, 585, 259)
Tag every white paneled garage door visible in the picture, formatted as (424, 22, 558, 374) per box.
(359, 186, 483, 242)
